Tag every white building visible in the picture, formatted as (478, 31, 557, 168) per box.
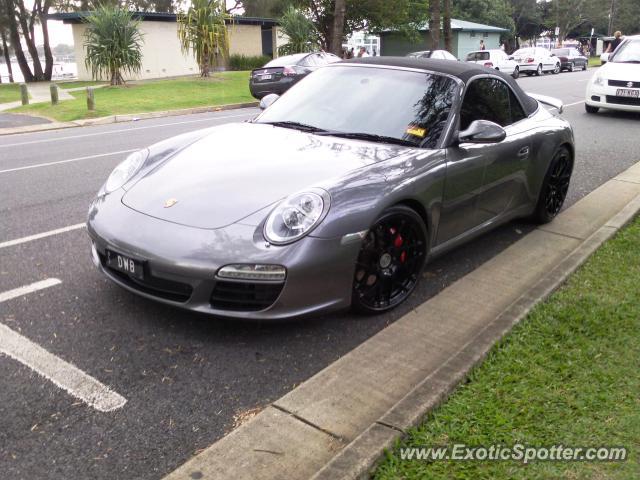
(48, 12, 280, 81)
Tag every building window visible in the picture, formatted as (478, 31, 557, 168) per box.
(470, 31, 476, 38)
(483, 32, 489, 38)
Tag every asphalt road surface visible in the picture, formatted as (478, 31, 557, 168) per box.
(1, 68, 639, 479)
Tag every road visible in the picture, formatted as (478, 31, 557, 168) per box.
(1, 68, 639, 479)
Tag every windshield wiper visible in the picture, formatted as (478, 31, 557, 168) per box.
(315, 131, 415, 147)
(259, 121, 329, 133)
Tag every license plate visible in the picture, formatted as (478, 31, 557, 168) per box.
(106, 250, 145, 280)
(260, 74, 273, 81)
(616, 88, 639, 98)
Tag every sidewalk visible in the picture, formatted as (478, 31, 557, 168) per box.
(0, 82, 74, 126)
(162, 160, 640, 480)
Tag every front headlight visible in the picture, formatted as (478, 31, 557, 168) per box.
(264, 190, 330, 245)
(103, 149, 149, 194)
(593, 73, 605, 87)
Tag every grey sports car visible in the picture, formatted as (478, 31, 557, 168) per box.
(87, 58, 574, 320)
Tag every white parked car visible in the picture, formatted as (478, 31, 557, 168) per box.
(465, 49, 520, 78)
(511, 47, 561, 76)
(406, 50, 458, 61)
(586, 35, 640, 114)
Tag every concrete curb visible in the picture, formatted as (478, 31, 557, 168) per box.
(163, 161, 640, 480)
(0, 101, 259, 136)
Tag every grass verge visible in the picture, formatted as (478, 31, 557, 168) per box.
(375, 216, 640, 480)
(9, 72, 254, 122)
(0, 83, 22, 103)
(588, 56, 602, 67)
(56, 80, 107, 90)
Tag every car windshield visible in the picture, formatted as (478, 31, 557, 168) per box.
(611, 39, 640, 63)
(552, 49, 569, 56)
(256, 65, 458, 148)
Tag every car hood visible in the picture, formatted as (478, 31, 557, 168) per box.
(600, 61, 640, 79)
(122, 122, 406, 229)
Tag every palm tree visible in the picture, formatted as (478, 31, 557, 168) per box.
(177, 0, 230, 78)
(84, 6, 144, 85)
(277, 5, 318, 55)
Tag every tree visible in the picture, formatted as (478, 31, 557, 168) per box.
(429, 0, 441, 50)
(84, 6, 144, 85)
(550, 0, 588, 43)
(329, 0, 346, 55)
(277, 5, 318, 55)
(443, 0, 453, 52)
(288, 0, 429, 51)
(1, 0, 55, 81)
(177, 0, 230, 77)
(0, 17, 14, 83)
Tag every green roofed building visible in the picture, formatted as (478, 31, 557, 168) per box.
(379, 19, 508, 60)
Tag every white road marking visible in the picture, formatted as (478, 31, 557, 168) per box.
(0, 111, 255, 149)
(0, 278, 62, 303)
(0, 149, 136, 174)
(0, 223, 85, 249)
(565, 100, 586, 107)
(0, 279, 127, 412)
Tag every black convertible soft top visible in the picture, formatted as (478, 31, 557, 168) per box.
(343, 57, 539, 116)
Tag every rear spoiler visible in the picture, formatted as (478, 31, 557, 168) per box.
(527, 93, 564, 113)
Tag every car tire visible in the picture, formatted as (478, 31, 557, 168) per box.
(535, 64, 543, 76)
(512, 66, 519, 79)
(583, 62, 588, 71)
(531, 146, 572, 224)
(569, 62, 575, 72)
(553, 63, 561, 74)
(351, 205, 427, 314)
(585, 104, 599, 114)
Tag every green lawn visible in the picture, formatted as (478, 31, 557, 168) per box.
(0, 83, 22, 103)
(588, 56, 602, 67)
(375, 217, 640, 480)
(56, 80, 107, 90)
(10, 72, 254, 122)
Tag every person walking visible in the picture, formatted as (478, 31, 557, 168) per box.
(479, 39, 486, 50)
(606, 31, 623, 53)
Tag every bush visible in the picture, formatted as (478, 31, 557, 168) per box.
(228, 54, 271, 71)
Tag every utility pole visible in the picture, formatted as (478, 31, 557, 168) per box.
(607, 0, 616, 36)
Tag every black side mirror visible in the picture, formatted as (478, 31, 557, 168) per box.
(458, 120, 506, 144)
(259, 93, 280, 110)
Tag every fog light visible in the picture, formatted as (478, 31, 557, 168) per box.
(91, 243, 100, 268)
(217, 264, 286, 281)
(591, 95, 601, 102)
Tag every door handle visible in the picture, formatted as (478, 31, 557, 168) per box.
(518, 146, 530, 158)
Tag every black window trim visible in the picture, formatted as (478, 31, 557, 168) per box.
(457, 74, 531, 131)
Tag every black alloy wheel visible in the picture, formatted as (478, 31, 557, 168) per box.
(532, 147, 573, 224)
(536, 64, 543, 76)
(352, 206, 427, 314)
(512, 66, 519, 79)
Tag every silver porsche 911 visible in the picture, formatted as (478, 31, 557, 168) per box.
(87, 57, 574, 320)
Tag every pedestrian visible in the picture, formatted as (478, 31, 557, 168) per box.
(348, 47, 354, 59)
(479, 39, 486, 50)
(606, 31, 623, 53)
(358, 46, 370, 58)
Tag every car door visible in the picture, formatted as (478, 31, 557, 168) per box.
(438, 77, 531, 244)
(474, 80, 532, 222)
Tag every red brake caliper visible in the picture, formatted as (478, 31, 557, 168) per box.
(393, 230, 407, 263)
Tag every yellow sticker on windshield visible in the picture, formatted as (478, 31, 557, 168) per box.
(406, 127, 427, 138)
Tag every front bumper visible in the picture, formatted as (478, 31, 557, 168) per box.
(585, 83, 640, 112)
(87, 193, 362, 320)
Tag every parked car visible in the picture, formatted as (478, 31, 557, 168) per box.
(585, 35, 640, 114)
(249, 52, 341, 99)
(406, 50, 458, 61)
(511, 47, 561, 75)
(551, 48, 588, 72)
(465, 49, 520, 78)
(88, 57, 573, 320)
